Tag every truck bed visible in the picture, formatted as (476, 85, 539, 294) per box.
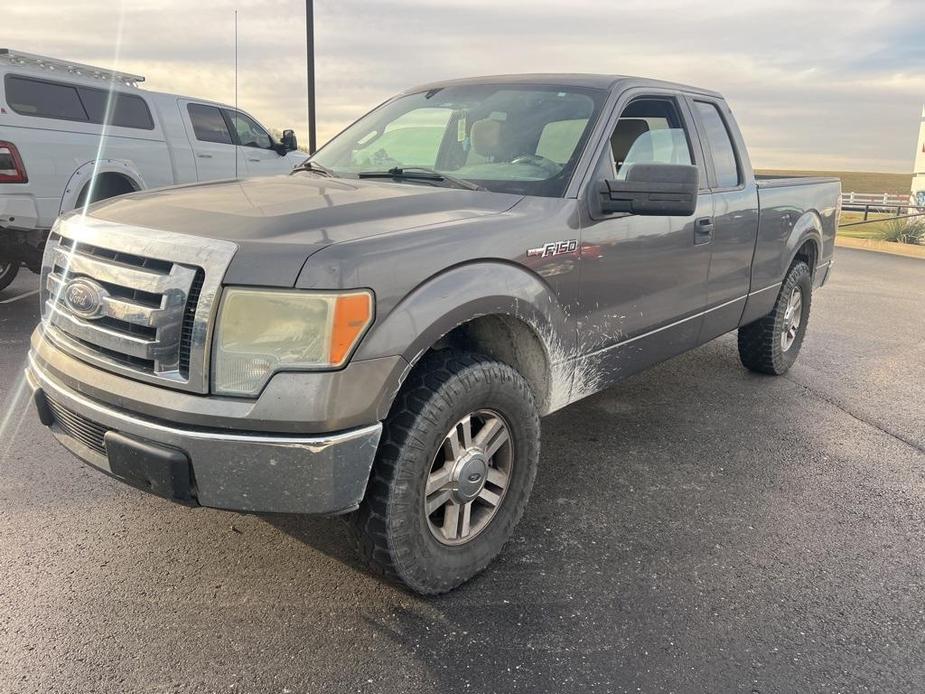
(749, 175, 842, 301)
(755, 174, 841, 189)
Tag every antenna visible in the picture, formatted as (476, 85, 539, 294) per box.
(234, 9, 239, 178)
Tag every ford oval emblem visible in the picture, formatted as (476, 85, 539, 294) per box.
(63, 277, 108, 319)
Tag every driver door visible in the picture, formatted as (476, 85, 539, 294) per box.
(223, 108, 288, 176)
(577, 93, 714, 386)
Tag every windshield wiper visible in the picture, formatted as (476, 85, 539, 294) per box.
(357, 166, 483, 191)
(290, 160, 335, 177)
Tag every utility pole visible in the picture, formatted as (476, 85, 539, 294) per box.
(306, 0, 317, 154)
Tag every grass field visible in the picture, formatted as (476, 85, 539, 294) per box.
(838, 211, 891, 239)
(838, 210, 925, 243)
(758, 169, 913, 195)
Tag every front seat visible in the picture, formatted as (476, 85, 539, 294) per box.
(470, 118, 504, 162)
(610, 119, 650, 174)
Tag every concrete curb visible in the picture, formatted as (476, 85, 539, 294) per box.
(835, 235, 925, 260)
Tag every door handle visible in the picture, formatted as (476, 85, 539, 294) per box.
(694, 217, 714, 245)
(247, 157, 260, 162)
(196, 153, 213, 159)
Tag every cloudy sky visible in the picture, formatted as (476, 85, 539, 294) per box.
(5, 0, 925, 171)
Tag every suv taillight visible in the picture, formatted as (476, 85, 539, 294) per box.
(0, 141, 27, 183)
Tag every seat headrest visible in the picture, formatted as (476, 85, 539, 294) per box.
(611, 119, 650, 168)
(470, 119, 503, 158)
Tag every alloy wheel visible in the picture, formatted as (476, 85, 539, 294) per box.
(424, 409, 513, 546)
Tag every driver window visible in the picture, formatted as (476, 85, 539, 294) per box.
(224, 109, 272, 149)
(608, 99, 692, 179)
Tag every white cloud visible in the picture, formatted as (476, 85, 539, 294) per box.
(4, 0, 923, 171)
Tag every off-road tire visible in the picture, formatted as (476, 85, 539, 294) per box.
(0, 261, 20, 293)
(738, 260, 812, 375)
(349, 350, 540, 595)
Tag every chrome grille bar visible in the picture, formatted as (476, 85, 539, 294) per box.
(40, 215, 237, 393)
(46, 272, 176, 327)
(45, 302, 158, 358)
(51, 245, 198, 295)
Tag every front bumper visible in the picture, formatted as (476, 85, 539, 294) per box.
(26, 356, 382, 514)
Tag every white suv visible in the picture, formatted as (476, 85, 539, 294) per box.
(0, 49, 306, 289)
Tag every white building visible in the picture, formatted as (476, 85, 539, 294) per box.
(913, 106, 925, 207)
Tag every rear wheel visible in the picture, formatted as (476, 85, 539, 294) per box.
(0, 259, 20, 292)
(738, 260, 812, 375)
(350, 350, 540, 594)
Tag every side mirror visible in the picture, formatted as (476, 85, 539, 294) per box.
(281, 129, 298, 153)
(599, 163, 699, 216)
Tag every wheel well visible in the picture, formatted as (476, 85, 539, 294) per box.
(426, 314, 551, 413)
(75, 172, 139, 208)
(794, 238, 818, 277)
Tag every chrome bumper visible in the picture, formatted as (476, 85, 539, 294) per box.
(26, 356, 382, 515)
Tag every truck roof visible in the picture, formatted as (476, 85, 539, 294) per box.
(401, 73, 723, 99)
(0, 48, 145, 87)
(0, 48, 251, 115)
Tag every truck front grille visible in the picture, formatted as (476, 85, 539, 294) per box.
(46, 394, 109, 456)
(40, 217, 237, 393)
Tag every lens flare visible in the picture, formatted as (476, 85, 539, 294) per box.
(0, 373, 32, 462)
(5, 2, 128, 461)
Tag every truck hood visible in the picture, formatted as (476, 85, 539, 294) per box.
(88, 175, 522, 286)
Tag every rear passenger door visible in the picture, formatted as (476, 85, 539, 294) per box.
(577, 92, 714, 384)
(687, 98, 760, 341)
(180, 101, 244, 180)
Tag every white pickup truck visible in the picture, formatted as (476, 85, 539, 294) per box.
(0, 49, 306, 289)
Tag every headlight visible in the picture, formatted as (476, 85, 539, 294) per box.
(213, 288, 373, 396)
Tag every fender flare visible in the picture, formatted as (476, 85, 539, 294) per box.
(784, 210, 823, 275)
(58, 159, 147, 215)
(355, 261, 574, 409)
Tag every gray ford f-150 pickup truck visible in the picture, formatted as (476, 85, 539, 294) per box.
(27, 74, 840, 594)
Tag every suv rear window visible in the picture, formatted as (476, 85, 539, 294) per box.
(3, 75, 154, 130)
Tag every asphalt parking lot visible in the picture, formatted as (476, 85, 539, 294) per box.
(1, 248, 923, 693)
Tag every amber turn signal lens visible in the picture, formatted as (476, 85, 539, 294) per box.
(330, 292, 373, 365)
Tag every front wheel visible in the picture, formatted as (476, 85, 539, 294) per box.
(0, 260, 20, 292)
(350, 350, 540, 594)
(738, 260, 812, 375)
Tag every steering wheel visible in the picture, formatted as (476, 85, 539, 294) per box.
(510, 154, 561, 175)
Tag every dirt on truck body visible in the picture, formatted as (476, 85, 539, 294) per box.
(27, 74, 840, 593)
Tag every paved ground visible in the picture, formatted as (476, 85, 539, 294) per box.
(1, 249, 923, 693)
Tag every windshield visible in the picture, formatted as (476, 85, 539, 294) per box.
(309, 84, 607, 197)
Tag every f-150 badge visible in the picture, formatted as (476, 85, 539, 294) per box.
(527, 239, 578, 258)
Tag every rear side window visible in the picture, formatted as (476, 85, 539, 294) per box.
(187, 104, 233, 144)
(694, 101, 740, 188)
(77, 88, 154, 129)
(3, 75, 154, 130)
(5, 75, 87, 120)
